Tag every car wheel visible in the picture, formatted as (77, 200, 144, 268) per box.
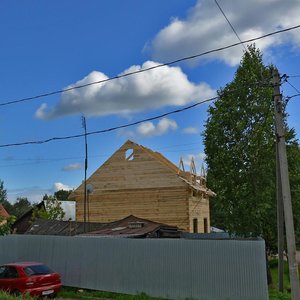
(12, 289, 21, 296)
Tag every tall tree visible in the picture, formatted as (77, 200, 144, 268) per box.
(13, 197, 32, 218)
(203, 45, 299, 254)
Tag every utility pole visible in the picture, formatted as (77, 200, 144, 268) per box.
(273, 68, 300, 299)
(276, 142, 284, 292)
(82, 116, 88, 233)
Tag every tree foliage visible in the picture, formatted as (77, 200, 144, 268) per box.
(32, 195, 65, 221)
(54, 189, 72, 201)
(203, 45, 300, 253)
(13, 197, 32, 218)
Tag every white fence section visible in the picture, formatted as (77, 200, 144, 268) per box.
(0, 235, 268, 300)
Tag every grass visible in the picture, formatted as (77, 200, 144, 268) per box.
(59, 287, 166, 300)
(0, 291, 34, 300)
(268, 258, 300, 300)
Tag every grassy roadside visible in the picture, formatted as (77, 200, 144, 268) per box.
(59, 287, 165, 300)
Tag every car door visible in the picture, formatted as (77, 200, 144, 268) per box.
(0, 266, 20, 292)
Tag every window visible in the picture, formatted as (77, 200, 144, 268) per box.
(193, 218, 198, 233)
(204, 218, 208, 233)
(0, 266, 19, 278)
(125, 149, 134, 161)
(24, 264, 53, 276)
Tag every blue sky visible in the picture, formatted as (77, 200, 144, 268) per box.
(1, 0, 300, 203)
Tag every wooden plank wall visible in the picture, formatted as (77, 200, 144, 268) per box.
(75, 187, 190, 231)
(188, 192, 210, 233)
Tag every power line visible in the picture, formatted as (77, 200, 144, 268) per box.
(0, 96, 218, 148)
(214, 0, 247, 51)
(286, 79, 300, 94)
(1, 24, 300, 108)
(0, 144, 205, 168)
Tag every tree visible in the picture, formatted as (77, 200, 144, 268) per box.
(54, 189, 72, 201)
(203, 45, 300, 254)
(0, 215, 16, 235)
(13, 197, 32, 218)
(32, 195, 65, 221)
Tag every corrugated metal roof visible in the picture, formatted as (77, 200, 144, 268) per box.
(25, 218, 107, 236)
(79, 215, 179, 238)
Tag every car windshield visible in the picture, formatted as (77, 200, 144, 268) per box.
(24, 264, 53, 276)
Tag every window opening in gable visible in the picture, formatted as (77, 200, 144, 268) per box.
(126, 149, 134, 161)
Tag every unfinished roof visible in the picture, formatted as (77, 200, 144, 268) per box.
(70, 140, 215, 197)
(129, 140, 215, 195)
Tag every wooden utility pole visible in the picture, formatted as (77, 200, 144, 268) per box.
(273, 68, 300, 299)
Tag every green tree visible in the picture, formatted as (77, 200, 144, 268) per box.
(0, 215, 16, 235)
(203, 45, 300, 254)
(32, 196, 65, 221)
(54, 189, 72, 201)
(13, 197, 32, 218)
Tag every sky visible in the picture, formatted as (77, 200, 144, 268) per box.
(1, 0, 300, 204)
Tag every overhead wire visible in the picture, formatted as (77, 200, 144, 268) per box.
(214, 0, 247, 51)
(0, 143, 204, 168)
(0, 96, 218, 148)
(285, 79, 300, 94)
(1, 24, 300, 107)
(0, 77, 277, 149)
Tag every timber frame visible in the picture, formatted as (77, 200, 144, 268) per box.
(70, 140, 215, 233)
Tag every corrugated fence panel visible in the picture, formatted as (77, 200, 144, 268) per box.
(0, 235, 268, 300)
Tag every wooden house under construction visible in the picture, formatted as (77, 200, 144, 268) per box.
(70, 140, 215, 233)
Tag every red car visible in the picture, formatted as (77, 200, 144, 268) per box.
(0, 262, 62, 298)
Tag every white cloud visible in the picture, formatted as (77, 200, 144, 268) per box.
(62, 163, 83, 171)
(35, 61, 215, 119)
(182, 127, 200, 135)
(6, 183, 74, 204)
(136, 118, 178, 137)
(7, 186, 51, 204)
(151, 0, 300, 66)
(53, 182, 73, 192)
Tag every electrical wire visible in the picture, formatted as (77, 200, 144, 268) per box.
(214, 0, 247, 52)
(1, 24, 300, 108)
(0, 144, 204, 168)
(285, 79, 300, 94)
(0, 96, 218, 148)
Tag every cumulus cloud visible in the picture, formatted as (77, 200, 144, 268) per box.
(182, 127, 200, 135)
(53, 182, 73, 192)
(136, 118, 178, 137)
(62, 163, 83, 172)
(151, 0, 300, 66)
(35, 61, 215, 119)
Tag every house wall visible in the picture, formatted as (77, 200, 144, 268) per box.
(75, 187, 191, 231)
(71, 141, 211, 232)
(188, 192, 210, 233)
